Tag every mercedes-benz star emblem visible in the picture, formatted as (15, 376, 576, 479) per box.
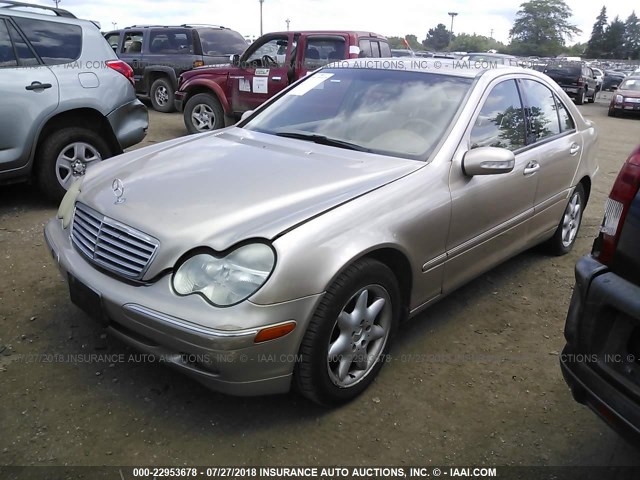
(112, 178, 125, 204)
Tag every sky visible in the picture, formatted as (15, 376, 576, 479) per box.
(27, 0, 637, 45)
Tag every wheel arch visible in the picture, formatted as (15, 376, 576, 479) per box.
(182, 80, 231, 114)
(578, 175, 592, 205)
(33, 108, 120, 172)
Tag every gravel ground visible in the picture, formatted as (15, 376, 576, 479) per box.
(1, 96, 639, 469)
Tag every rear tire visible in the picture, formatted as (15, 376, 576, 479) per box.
(36, 127, 111, 203)
(575, 89, 585, 105)
(294, 258, 401, 406)
(546, 184, 585, 256)
(150, 77, 176, 113)
(183, 93, 225, 134)
(588, 89, 595, 103)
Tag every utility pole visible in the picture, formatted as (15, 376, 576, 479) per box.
(112, 22, 117, 30)
(259, 0, 264, 36)
(53, 0, 61, 8)
(285, 18, 290, 31)
(448, 12, 458, 51)
(490, 29, 494, 39)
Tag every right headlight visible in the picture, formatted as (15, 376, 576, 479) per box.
(172, 243, 276, 307)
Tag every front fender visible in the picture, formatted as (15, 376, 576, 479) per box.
(180, 76, 231, 114)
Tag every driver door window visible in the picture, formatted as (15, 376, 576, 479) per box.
(246, 37, 288, 67)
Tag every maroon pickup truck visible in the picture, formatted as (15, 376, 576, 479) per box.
(175, 30, 389, 133)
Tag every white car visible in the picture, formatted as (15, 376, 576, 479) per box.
(592, 67, 604, 90)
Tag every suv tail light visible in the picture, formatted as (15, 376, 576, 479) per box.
(593, 148, 640, 265)
(193, 60, 205, 68)
(576, 76, 584, 86)
(106, 60, 135, 87)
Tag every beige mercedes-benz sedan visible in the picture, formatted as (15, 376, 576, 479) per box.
(45, 59, 598, 405)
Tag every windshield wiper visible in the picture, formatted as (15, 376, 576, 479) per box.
(274, 131, 371, 152)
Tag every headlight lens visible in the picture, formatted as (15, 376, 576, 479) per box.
(615, 94, 623, 103)
(173, 243, 275, 306)
(57, 179, 83, 229)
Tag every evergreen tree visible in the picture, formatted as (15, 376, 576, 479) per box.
(603, 16, 626, 59)
(585, 6, 607, 58)
(624, 11, 640, 60)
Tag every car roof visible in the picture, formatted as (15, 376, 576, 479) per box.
(266, 30, 386, 39)
(326, 58, 522, 79)
(0, 0, 74, 18)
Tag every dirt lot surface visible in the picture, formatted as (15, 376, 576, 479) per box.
(1, 97, 639, 470)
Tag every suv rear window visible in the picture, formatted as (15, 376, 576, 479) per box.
(544, 64, 580, 76)
(196, 28, 247, 56)
(13, 17, 81, 65)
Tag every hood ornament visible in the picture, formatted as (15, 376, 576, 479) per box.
(112, 178, 125, 204)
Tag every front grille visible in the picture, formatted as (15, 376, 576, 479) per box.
(71, 202, 159, 280)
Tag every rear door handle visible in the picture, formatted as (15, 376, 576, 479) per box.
(523, 161, 540, 176)
(569, 143, 580, 155)
(25, 82, 53, 91)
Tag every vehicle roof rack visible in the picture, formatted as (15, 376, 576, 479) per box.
(124, 24, 226, 29)
(0, 1, 76, 18)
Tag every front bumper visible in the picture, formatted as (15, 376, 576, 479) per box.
(107, 99, 149, 151)
(561, 255, 640, 443)
(44, 218, 322, 396)
(174, 91, 185, 112)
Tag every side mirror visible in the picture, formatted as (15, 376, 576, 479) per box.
(463, 147, 515, 176)
(611, 86, 618, 90)
(240, 110, 254, 122)
(230, 54, 240, 66)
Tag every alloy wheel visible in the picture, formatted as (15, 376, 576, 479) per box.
(55, 142, 102, 190)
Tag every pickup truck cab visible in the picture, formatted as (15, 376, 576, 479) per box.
(175, 30, 389, 133)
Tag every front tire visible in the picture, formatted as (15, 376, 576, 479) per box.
(546, 184, 585, 256)
(294, 258, 401, 406)
(150, 78, 176, 113)
(36, 127, 111, 202)
(183, 93, 225, 134)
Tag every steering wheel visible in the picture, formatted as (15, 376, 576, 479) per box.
(261, 55, 277, 67)
(402, 118, 438, 134)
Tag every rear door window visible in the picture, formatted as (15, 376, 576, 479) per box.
(7, 22, 38, 66)
(470, 79, 526, 151)
(0, 19, 17, 68)
(358, 39, 372, 58)
(149, 30, 193, 54)
(12, 17, 81, 65)
(303, 37, 346, 69)
(520, 79, 561, 142)
(379, 41, 391, 57)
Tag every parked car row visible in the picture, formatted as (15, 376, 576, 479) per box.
(0, 1, 148, 201)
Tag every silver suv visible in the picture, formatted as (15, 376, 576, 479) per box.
(0, 1, 148, 201)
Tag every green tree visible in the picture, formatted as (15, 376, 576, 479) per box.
(624, 11, 640, 60)
(509, 0, 580, 56)
(585, 6, 608, 58)
(404, 34, 424, 51)
(450, 33, 507, 53)
(603, 16, 626, 59)
(423, 24, 452, 51)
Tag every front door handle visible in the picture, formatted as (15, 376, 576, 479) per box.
(523, 161, 540, 176)
(25, 82, 53, 91)
(569, 143, 580, 155)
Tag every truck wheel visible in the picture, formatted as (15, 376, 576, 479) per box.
(36, 127, 111, 203)
(150, 78, 176, 113)
(575, 89, 585, 105)
(184, 93, 225, 134)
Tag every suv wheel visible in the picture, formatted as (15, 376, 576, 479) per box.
(294, 258, 400, 406)
(588, 89, 596, 103)
(150, 78, 176, 113)
(546, 184, 585, 256)
(184, 93, 225, 134)
(575, 89, 585, 105)
(37, 127, 111, 202)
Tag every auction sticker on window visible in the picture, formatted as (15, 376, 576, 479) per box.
(288, 73, 335, 96)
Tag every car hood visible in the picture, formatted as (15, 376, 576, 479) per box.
(78, 128, 421, 278)
(618, 89, 640, 98)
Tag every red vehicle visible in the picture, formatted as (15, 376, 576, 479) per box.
(175, 30, 390, 133)
(608, 76, 640, 117)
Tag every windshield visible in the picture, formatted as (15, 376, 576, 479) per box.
(197, 28, 247, 56)
(620, 78, 640, 91)
(242, 68, 472, 161)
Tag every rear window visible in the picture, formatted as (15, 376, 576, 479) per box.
(544, 64, 580, 76)
(149, 30, 193, 54)
(196, 28, 247, 56)
(13, 17, 81, 65)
